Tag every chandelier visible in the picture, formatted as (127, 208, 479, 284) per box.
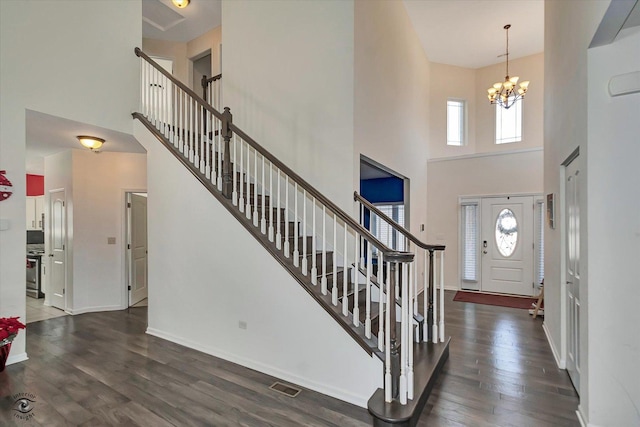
(487, 25, 530, 109)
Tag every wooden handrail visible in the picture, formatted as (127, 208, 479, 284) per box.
(203, 74, 222, 85)
(134, 47, 224, 121)
(354, 192, 445, 252)
(229, 123, 411, 261)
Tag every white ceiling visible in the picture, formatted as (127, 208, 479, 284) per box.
(25, 110, 146, 174)
(402, 0, 544, 69)
(142, 0, 222, 43)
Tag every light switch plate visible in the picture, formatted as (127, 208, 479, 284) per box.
(107, 237, 116, 244)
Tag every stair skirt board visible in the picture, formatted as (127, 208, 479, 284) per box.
(135, 121, 383, 408)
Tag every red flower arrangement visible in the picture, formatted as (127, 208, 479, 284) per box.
(0, 316, 26, 344)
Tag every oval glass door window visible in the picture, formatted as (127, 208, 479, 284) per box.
(495, 208, 518, 257)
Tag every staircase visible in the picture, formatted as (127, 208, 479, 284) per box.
(134, 47, 449, 426)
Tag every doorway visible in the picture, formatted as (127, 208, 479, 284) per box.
(126, 192, 148, 307)
(359, 156, 410, 248)
(460, 195, 542, 296)
(191, 51, 212, 96)
(564, 155, 581, 392)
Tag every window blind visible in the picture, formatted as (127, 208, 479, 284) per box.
(462, 204, 478, 281)
(537, 201, 545, 284)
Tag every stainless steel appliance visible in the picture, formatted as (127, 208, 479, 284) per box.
(26, 255, 43, 298)
(27, 230, 45, 299)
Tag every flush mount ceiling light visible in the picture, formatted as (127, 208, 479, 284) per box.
(77, 135, 105, 151)
(487, 25, 530, 109)
(172, 0, 190, 8)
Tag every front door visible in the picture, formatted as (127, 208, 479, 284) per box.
(49, 189, 66, 310)
(129, 194, 148, 306)
(481, 196, 534, 296)
(565, 159, 581, 393)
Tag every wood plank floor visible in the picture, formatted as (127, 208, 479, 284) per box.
(0, 291, 578, 426)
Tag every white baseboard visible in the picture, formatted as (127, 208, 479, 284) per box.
(67, 304, 123, 315)
(6, 352, 28, 366)
(543, 321, 565, 369)
(146, 327, 372, 408)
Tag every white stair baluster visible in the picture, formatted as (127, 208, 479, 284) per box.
(246, 143, 252, 219)
(261, 156, 266, 234)
(365, 242, 372, 339)
(238, 138, 244, 212)
(378, 252, 385, 352)
(331, 214, 338, 306)
(408, 261, 414, 400)
(320, 206, 327, 295)
(353, 234, 360, 327)
(268, 162, 274, 241)
(301, 189, 307, 275)
(440, 251, 445, 342)
(283, 176, 290, 257)
(253, 149, 258, 226)
(217, 116, 222, 191)
(293, 182, 299, 266)
(232, 135, 238, 206)
(423, 250, 428, 341)
(384, 259, 392, 403)
(311, 198, 317, 285)
(342, 225, 349, 316)
(399, 262, 408, 405)
(275, 168, 282, 250)
(433, 251, 438, 344)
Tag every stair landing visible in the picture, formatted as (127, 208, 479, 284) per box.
(368, 338, 450, 427)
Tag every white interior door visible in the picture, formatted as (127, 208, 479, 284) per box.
(481, 196, 534, 296)
(49, 189, 66, 310)
(129, 193, 148, 306)
(565, 159, 581, 392)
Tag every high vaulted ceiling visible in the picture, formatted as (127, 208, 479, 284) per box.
(402, 0, 545, 69)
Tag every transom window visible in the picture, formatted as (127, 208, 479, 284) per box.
(447, 99, 466, 146)
(495, 97, 522, 144)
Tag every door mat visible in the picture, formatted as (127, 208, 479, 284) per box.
(453, 291, 537, 309)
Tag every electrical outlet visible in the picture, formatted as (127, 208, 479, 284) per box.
(238, 321, 247, 330)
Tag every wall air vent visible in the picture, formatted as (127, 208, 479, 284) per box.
(142, 0, 185, 32)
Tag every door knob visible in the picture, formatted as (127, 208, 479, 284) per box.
(48, 254, 54, 257)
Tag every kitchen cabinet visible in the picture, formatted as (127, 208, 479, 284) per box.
(26, 195, 44, 230)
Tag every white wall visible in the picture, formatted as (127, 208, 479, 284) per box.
(135, 121, 382, 407)
(70, 151, 147, 313)
(428, 53, 544, 159)
(44, 150, 147, 314)
(427, 150, 543, 288)
(354, 0, 431, 237)
(0, 0, 141, 362)
(586, 27, 640, 427)
(544, 1, 609, 419)
(222, 0, 355, 211)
